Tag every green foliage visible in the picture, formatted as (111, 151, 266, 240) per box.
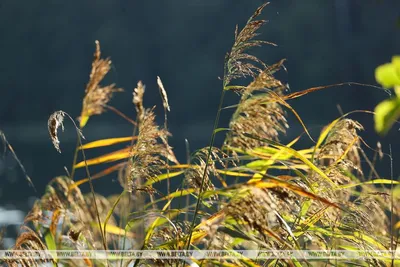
(374, 55, 400, 134)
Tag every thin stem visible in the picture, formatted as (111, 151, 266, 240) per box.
(69, 138, 80, 180)
(163, 106, 171, 210)
(185, 90, 226, 249)
(104, 104, 137, 126)
(389, 145, 395, 266)
(63, 113, 108, 257)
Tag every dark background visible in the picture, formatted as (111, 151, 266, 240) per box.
(0, 0, 399, 245)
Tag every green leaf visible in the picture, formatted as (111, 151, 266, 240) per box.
(375, 56, 400, 88)
(44, 229, 58, 264)
(375, 63, 400, 88)
(374, 97, 400, 135)
(103, 190, 127, 243)
(213, 128, 230, 134)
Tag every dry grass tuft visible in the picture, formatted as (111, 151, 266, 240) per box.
(126, 108, 176, 193)
(226, 186, 286, 246)
(5, 226, 53, 267)
(224, 2, 276, 87)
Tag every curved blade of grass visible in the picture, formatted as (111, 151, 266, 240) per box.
(332, 179, 400, 191)
(299, 226, 387, 250)
(326, 136, 359, 173)
(283, 82, 389, 101)
(311, 117, 340, 162)
(103, 190, 128, 244)
(43, 229, 58, 264)
(268, 92, 315, 142)
(144, 198, 174, 245)
(70, 162, 127, 189)
(144, 189, 196, 209)
(298, 199, 312, 222)
(213, 128, 231, 134)
(143, 169, 251, 188)
(294, 206, 331, 237)
(217, 170, 253, 177)
(244, 134, 335, 187)
(91, 222, 135, 238)
(49, 209, 61, 237)
(247, 135, 302, 183)
(251, 180, 339, 208)
(74, 147, 132, 168)
(144, 171, 184, 186)
(79, 136, 136, 150)
(311, 109, 376, 162)
(125, 209, 183, 234)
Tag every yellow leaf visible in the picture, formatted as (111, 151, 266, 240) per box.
(251, 180, 339, 208)
(333, 179, 400, 190)
(79, 115, 90, 128)
(144, 171, 185, 186)
(79, 136, 136, 150)
(74, 147, 132, 168)
(248, 136, 301, 183)
(263, 139, 335, 187)
(311, 117, 340, 161)
(91, 223, 135, 238)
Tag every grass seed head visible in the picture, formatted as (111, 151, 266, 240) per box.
(80, 40, 122, 127)
(48, 110, 65, 153)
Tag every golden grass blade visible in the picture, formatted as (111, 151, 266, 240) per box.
(284, 82, 387, 101)
(144, 171, 184, 186)
(251, 180, 340, 208)
(295, 206, 331, 237)
(248, 136, 303, 183)
(311, 117, 340, 161)
(79, 136, 136, 150)
(247, 136, 336, 187)
(269, 92, 315, 142)
(216, 170, 253, 177)
(327, 136, 359, 171)
(103, 191, 128, 244)
(302, 226, 387, 250)
(74, 147, 132, 168)
(334, 178, 400, 190)
(91, 222, 135, 238)
(50, 209, 61, 236)
(144, 189, 197, 209)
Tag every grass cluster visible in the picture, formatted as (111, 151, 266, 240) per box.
(2, 3, 399, 267)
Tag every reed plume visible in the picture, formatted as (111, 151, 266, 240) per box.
(80, 40, 122, 127)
